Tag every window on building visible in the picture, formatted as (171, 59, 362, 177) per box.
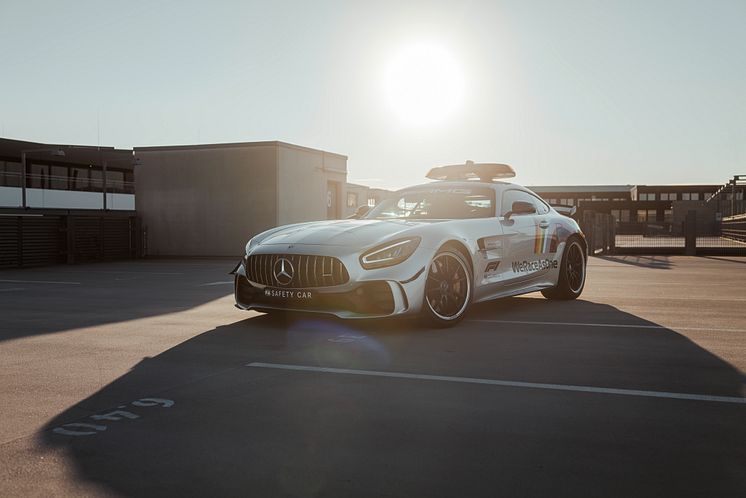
(620, 209, 631, 222)
(664, 209, 673, 223)
(639, 193, 655, 201)
(29, 163, 48, 189)
(0, 161, 22, 187)
(90, 168, 103, 190)
(647, 209, 657, 222)
(636, 210, 647, 222)
(611, 209, 621, 223)
(107, 170, 125, 193)
(50, 165, 69, 190)
(682, 192, 699, 201)
(660, 193, 677, 201)
(367, 198, 376, 207)
(347, 192, 358, 208)
(123, 171, 135, 194)
(72, 167, 89, 190)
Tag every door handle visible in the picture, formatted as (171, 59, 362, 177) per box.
(538, 220, 549, 229)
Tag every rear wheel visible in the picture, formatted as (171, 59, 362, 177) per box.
(541, 237, 586, 300)
(421, 249, 472, 326)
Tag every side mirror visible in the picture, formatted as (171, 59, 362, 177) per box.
(505, 201, 536, 220)
(347, 205, 371, 219)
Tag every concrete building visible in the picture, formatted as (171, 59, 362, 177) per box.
(529, 183, 721, 225)
(134, 141, 348, 257)
(343, 183, 393, 217)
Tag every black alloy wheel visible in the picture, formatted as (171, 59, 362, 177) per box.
(541, 237, 586, 300)
(423, 249, 472, 326)
(565, 241, 585, 293)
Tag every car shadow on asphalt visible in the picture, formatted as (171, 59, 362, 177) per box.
(38, 298, 746, 497)
(593, 255, 675, 269)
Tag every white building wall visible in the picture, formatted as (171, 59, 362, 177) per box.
(0, 187, 134, 210)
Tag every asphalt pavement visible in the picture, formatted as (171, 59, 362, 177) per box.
(1, 255, 745, 497)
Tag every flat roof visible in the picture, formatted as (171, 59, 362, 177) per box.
(528, 185, 633, 193)
(0, 137, 133, 167)
(134, 140, 347, 159)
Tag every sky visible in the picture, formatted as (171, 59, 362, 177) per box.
(1, 0, 744, 190)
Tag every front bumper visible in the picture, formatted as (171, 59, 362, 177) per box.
(233, 246, 430, 319)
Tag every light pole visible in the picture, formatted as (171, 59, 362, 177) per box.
(20, 148, 66, 208)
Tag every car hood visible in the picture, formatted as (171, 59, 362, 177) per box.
(255, 219, 441, 248)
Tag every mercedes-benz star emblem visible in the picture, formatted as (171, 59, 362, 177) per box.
(273, 257, 294, 286)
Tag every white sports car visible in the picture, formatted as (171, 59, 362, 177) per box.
(233, 162, 587, 326)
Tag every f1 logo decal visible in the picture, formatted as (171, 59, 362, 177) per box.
(485, 261, 500, 272)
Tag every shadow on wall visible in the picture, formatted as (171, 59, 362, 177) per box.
(39, 298, 746, 497)
(0, 260, 235, 342)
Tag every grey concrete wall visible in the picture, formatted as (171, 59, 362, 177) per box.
(135, 145, 278, 256)
(276, 145, 347, 225)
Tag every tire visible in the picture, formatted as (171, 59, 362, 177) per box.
(541, 237, 586, 300)
(421, 248, 473, 327)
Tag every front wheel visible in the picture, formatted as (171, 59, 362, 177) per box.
(541, 237, 586, 300)
(421, 249, 472, 327)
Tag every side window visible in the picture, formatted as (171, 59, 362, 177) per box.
(500, 190, 519, 215)
(501, 189, 540, 216)
(531, 195, 550, 215)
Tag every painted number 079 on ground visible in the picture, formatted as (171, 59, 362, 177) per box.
(52, 398, 174, 437)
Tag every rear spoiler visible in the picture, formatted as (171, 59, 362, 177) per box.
(551, 204, 577, 218)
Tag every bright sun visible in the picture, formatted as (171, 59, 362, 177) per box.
(384, 42, 465, 127)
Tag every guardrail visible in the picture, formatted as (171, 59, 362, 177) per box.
(721, 214, 746, 243)
(0, 171, 136, 194)
(707, 174, 746, 218)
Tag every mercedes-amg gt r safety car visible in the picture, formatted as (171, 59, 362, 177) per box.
(233, 162, 587, 326)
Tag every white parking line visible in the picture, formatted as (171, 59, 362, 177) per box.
(0, 279, 81, 285)
(86, 270, 184, 275)
(467, 319, 744, 333)
(246, 362, 746, 405)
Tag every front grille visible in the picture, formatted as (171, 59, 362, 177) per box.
(245, 254, 349, 288)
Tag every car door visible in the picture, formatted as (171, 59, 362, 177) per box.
(529, 193, 559, 282)
(499, 189, 543, 285)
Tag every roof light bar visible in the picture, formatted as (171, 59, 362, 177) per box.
(426, 160, 516, 182)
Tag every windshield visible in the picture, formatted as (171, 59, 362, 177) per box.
(365, 187, 495, 220)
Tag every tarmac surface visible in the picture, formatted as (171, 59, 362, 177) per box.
(1, 255, 745, 497)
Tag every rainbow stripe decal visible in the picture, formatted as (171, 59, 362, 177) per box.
(535, 225, 558, 254)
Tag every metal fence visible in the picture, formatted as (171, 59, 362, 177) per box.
(581, 210, 746, 255)
(707, 175, 746, 219)
(0, 213, 142, 268)
(707, 175, 746, 245)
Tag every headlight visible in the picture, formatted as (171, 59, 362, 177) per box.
(360, 237, 421, 270)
